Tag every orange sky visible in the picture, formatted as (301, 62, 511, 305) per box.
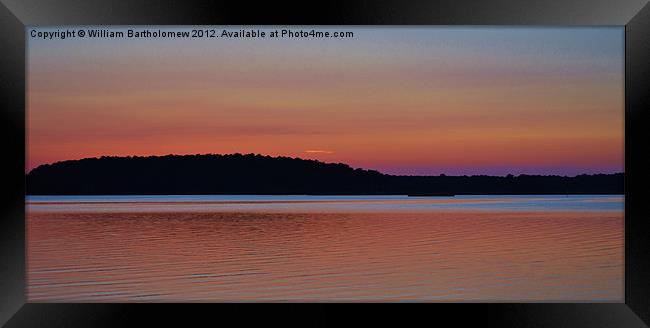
(27, 27, 624, 175)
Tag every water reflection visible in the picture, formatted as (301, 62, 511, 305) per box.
(27, 196, 623, 302)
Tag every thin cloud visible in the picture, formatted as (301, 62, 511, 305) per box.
(305, 150, 334, 154)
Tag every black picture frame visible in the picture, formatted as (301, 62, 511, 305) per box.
(1, 0, 649, 327)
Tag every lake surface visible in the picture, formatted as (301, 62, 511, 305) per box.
(27, 195, 623, 302)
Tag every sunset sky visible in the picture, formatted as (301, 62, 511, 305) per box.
(27, 27, 624, 176)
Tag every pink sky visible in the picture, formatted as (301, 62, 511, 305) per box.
(27, 27, 624, 176)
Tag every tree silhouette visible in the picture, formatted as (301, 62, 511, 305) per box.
(26, 153, 624, 195)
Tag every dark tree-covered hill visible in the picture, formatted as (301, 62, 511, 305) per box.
(25, 153, 624, 195)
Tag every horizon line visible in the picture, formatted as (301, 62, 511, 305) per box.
(26, 152, 624, 178)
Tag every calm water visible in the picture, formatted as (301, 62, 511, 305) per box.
(27, 195, 623, 302)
